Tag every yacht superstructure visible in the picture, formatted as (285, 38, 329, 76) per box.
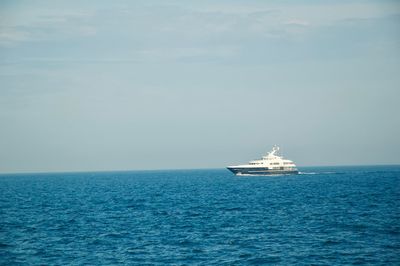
(227, 146, 298, 175)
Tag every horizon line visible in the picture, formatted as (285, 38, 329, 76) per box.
(0, 163, 399, 175)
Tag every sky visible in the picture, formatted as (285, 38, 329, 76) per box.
(0, 0, 399, 173)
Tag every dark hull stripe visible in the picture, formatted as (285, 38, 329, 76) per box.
(227, 167, 298, 175)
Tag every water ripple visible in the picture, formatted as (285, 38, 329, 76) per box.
(1, 166, 399, 265)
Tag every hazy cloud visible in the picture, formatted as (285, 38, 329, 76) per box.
(0, 1, 399, 172)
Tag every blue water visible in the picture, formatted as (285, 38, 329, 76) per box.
(1, 166, 399, 265)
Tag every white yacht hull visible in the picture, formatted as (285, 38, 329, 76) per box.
(227, 146, 298, 176)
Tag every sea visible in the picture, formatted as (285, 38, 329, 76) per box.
(0, 166, 399, 265)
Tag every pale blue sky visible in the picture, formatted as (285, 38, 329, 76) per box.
(1, 0, 399, 172)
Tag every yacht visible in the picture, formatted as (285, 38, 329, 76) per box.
(227, 146, 298, 175)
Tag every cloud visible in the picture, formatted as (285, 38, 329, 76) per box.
(1, 3, 399, 65)
(0, 27, 31, 46)
(284, 19, 310, 26)
(0, 10, 96, 46)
